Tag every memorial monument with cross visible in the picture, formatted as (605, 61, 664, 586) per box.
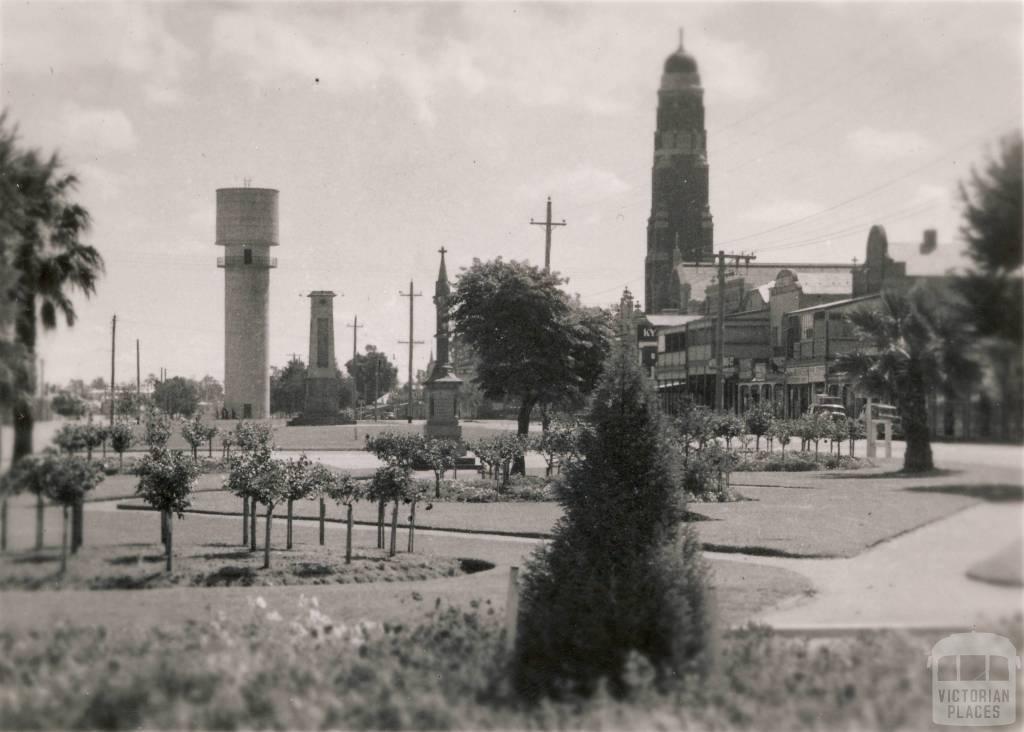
(423, 247, 463, 441)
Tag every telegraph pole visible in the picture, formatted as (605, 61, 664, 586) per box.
(136, 339, 141, 424)
(373, 356, 380, 422)
(109, 315, 116, 426)
(398, 281, 423, 423)
(529, 196, 567, 273)
(701, 250, 756, 413)
(346, 315, 363, 412)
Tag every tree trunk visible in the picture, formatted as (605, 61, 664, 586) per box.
(513, 397, 535, 475)
(102, 440, 106, 458)
(0, 498, 7, 552)
(902, 376, 934, 473)
(160, 509, 168, 546)
(264, 506, 273, 569)
(242, 496, 249, 546)
(407, 498, 416, 553)
(319, 497, 325, 545)
(165, 511, 173, 572)
(250, 501, 257, 552)
(71, 497, 83, 553)
(377, 499, 385, 549)
(286, 499, 293, 550)
(345, 503, 353, 564)
(60, 506, 68, 575)
(435, 474, 441, 499)
(12, 297, 36, 463)
(389, 500, 398, 557)
(118, 452, 124, 471)
(208, 439, 213, 457)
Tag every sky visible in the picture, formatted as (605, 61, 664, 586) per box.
(1, 1, 1021, 389)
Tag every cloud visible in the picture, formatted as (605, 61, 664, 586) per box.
(517, 166, 631, 206)
(61, 103, 137, 153)
(740, 199, 822, 224)
(3, 3, 193, 104)
(847, 127, 932, 161)
(690, 35, 770, 102)
(209, 7, 487, 126)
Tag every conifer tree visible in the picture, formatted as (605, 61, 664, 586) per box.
(513, 340, 712, 699)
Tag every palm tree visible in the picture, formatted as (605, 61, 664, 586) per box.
(1, 114, 104, 462)
(835, 286, 978, 472)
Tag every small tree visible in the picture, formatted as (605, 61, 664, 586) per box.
(420, 439, 460, 498)
(45, 454, 104, 572)
(204, 423, 220, 458)
(514, 342, 711, 698)
(282, 455, 317, 550)
(136, 449, 199, 572)
(744, 402, 775, 452)
(232, 420, 274, 550)
(712, 412, 745, 450)
(366, 465, 411, 557)
(180, 415, 206, 461)
(830, 417, 850, 457)
(249, 459, 289, 569)
(847, 416, 866, 456)
(366, 432, 422, 545)
(221, 430, 235, 460)
(144, 412, 172, 452)
(533, 420, 581, 476)
(108, 421, 134, 470)
(325, 473, 362, 563)
(53, 424, 86, 455)
(303, 462, 337, 547)
(770, 419, 793, 464)
(4, 454, 50, 549)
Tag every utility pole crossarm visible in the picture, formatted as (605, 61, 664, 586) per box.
(529, 196, 568, 273)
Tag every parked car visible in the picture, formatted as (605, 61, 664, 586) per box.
(809, 394, 847, 422)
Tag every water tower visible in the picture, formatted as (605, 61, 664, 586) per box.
(216, 187, 278, 419)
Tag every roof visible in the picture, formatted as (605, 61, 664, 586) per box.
(755, 282, 773, 302)
(786, 293, 881, 316)
(790, 271, 852, 295)
(646, 313, 704, 328)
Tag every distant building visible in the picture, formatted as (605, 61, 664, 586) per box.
(645, 32, 714, 314)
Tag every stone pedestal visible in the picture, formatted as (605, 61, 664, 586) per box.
(424, 373, 462, 442)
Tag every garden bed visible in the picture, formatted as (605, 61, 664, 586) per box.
(0, 543, 488, 591)
(3, 598, 1018, 731)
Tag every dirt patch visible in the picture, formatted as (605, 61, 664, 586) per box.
(0, 543, 493, 591)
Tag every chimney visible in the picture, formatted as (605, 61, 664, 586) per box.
(920, 229, 937, 255)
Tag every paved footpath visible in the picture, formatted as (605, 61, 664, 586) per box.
(713, 499, 1023, 631)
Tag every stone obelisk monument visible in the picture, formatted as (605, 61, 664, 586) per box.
(424, 248, 462, 441)
(299, 290, 342, 424)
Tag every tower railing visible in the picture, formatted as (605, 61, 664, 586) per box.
(217, 255, 278, 268)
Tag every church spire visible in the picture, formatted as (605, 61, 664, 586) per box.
(435, 246, 450, 298)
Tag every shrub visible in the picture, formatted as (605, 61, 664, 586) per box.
(365, 432, 423, 470)
(53, 423, 87, 454)
(514, 342, 711, 699)
(711, 412, 745, 449)
(683, 442, 739, 501)
(531, 420, 583, 476)
(419, 438, 460, 498)
(366, 465, 413, 557)
(42, 454, 105, 572)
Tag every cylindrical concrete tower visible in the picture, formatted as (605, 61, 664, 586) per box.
(216, 187, 278, 420)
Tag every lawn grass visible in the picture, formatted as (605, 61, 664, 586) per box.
(0, 507, 812, 634)
(114, 463, 1003, 557)
(967, 539, 1023, 587)
(0, 542, 481, 591)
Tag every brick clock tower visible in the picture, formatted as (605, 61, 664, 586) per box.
(645, 31, 714, 313)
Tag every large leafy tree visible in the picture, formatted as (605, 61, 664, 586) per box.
(1, 114, 104, 462)
(152, 376, 199, 418)
(835, 286, 978, 472)
(449, 258, 612, 440)
(345, 345, 397, 406)
(270, 356, 307, 415)
(953, 132, 1023, 437)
